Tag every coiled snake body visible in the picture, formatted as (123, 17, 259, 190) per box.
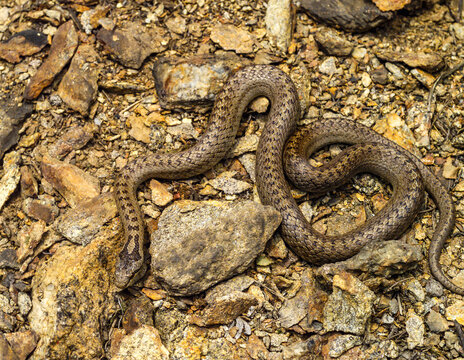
(114, 65, 461, 295)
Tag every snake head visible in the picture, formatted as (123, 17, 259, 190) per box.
(114, 251, 146, 289)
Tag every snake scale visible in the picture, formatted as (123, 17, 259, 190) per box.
(114, 65, 462, 295)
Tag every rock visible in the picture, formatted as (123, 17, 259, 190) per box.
(445, 300, 464, 325)
(327, 334, 362, 358)
(149, 200, 281, 296)
(323, 271, 376, 335)
(3, 330, 38, 360)
(319, 57, 338, 76)
(0, 249, 19, 270)
(0, 293, 15, 314)
(405, 309, 425, 349)
(385, 62, 405, 80)
(57, 44, 100, 115)
(0, 310, 15, 332)
(149, 180, 173, 207)
(246, 334, 269, 359)
(24, 21, 78, 100)
(23, 196, 59, 223)
(112, 325, 169, 360)
(425, 278, 444, 297)
(426, 309, 450, 333)
(442, 157, 459, 179)
(228, 134, 260, 158)
(370, 64, 389, 84)
(28, 225, 121, 360)
(189, 291, 258, 326)
(0, 96, 33, 161)
(48, 125, 95, 159)
(210, 23, 255, 54)
(317, 240, 423, 279)
(165, 121, 199, 140)
(410, 68, 435, 88)
(299, 0, 393, 32)
(20, 166, 38, 197)
(314, 28, 353, 56)
(372, 0, 411, 11)
(128, 114, 152, 143)
(265, 0, 294, 52)
(152, 54, 250, 109)
(54, 192, 117, 245)
(97, 22, 168, 69)
(0, 333, 19, 360)
(279, 269, 321, 329)
(209, 171, 253, 194)
(404, 279, 425, 302)
(0, 151, 21, 211)
(80, 5, 111, 34)
(376, 49, 444, 73)
(41, 154, 100, 208)
(0, 29, 48, 63)
(282, 338, 318, 359)
(205, 274, 255, 303)
(365, 340, 399, 359)
(450, 22, 464, 41)
(16, 220, 47, 263)
(165, 15, 186, 35)
(17, 292, 32, 317)
(373, 112, 420, 156)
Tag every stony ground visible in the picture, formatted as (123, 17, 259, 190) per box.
(1, 0, 464, 359)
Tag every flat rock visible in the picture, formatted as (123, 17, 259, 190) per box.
(57, 44, 100, 115)
(376, 49, 444, 72)
(23, 195, 59, 223)
(48, 125, 95, 159)
(208, 171, 253, 194)
(210, 23, 255, 54)
(0, 249, 19, 270)
(323, 271, 376, 335)
(152, 54, 250, 109)
(426, 309, 449, 333)
(0, 95, 33, 161)
(54, 192, 117, 245)
(317, 240, 423, 279)
(327, 334, 362, 358)
(3, 330, 39, 360)
(112, 325, 169, 360)
(149, 200, 281, 296)
(0, 333, 19, 360)
(24, 21, 78, 100)
(314, 27, 353, 56)
(16, 220, 47, 263)
(299, 0, 393, 32)
(40, 154, 100, 208)
(279, 269, 321, 329)
(189, 291, 259, 326)
(28, 224, 121, 360)
(0, 29, 48, 63)
(97, 22, 168, 69)
(204, 274, 255, 303)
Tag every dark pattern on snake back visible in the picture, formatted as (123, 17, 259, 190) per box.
(114, 65, 461, 295)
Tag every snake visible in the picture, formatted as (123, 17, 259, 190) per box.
(114, 64, 462, 295)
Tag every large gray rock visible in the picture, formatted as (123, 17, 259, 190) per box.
(150, 200, 281, 296)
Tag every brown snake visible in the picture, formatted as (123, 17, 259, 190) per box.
(114, 65, 462, 295)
